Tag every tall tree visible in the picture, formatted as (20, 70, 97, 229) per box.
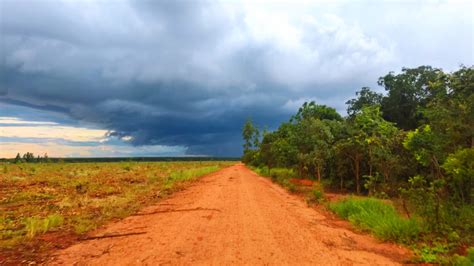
(379, 66, 444, 130)
(242, 118, 257, 152)
(346, 87, 383, 117)
(14, 153, 22, 163)
(291, 101, 342, 122)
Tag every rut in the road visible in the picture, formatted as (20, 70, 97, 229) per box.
(50, 163, 411, 265)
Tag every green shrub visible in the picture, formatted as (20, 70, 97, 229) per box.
(253, 167, 298, 192)
(310, 183, 325, 203)
(267, 168, 294, 181)
(452, 247, 474, 266)
(72, 216, 97, 234)
(278, 178, 297, 192)
(329, 197, 422, 243)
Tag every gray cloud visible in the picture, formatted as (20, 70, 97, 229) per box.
(1, 0, 472, 156)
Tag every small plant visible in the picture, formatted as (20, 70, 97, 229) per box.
(452, 247, 474, 266)
(310, 183, 325, 203)
(413, 243, 450, 263)
(73, 217, 97, 234)
(25, 214, 64, 238)
(312, 189, 324, 203)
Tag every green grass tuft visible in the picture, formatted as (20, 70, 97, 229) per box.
(24, 214, 64, 238)
(329, 197, 422, 243)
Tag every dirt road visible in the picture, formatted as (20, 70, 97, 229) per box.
(51, 163, 410, 265)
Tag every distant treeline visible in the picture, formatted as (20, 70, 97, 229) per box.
(2, 154, 239, 163)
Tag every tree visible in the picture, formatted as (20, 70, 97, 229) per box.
(269, 122, 298, 168)
(404, 125, 444, 179)
(14, 153, 22, 163)
(346, 87, 383, 117)
(379, 66, 444, 130)
(335, 126, 365, 194)
(294, 118, 333, 181)
(354, 106, 398, 177)
(22, 152, 35, 163)
(422, 66, 474, 150)
(291, 101, 342, 122)
(242, 118, 257, 152)
(442, 148, 474, 204)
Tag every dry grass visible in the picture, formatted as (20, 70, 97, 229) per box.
(0, 161, 235, 250)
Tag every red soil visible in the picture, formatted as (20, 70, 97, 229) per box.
(48, 163, 412, 265)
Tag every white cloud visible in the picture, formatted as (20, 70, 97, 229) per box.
(0, 125, 108, 142)
(0, 117, 58, 125)
(0, 141, 187, 158)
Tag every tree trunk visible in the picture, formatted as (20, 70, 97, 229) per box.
(349, 154, 361, 194)
(355, 159, 360, 194)
(316, 165, 321, 183)
(368, 147, 373, 177)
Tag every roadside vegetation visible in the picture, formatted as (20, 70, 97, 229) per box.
(0, 161, 233, 261)
(242, 65, 473, 263)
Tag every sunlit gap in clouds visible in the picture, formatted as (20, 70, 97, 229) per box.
(0, 116, 187, 158)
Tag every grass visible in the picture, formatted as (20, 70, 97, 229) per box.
(25, 214, 64, 238)
(253, 167, 297, 192)
(310, 183, 325, 204)
(329, 197, 422, 244)
(164, 166, 220, 190)
(249, 165, 472, 263)
(250, 167, 422, 244)
(0, 161, 234, 251)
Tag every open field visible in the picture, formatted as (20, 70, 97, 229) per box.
(0, 161, 235, 263)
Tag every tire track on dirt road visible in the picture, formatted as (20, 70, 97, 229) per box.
(50, 163, 411, 265)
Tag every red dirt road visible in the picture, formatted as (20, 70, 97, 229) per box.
(50, 163, 410, 265)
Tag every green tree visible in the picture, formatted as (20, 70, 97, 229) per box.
(295, 118, 333, 181)
(423, 66, 474, 150)
(242, 118, 257, 152)
(346, 87, 383, 117)
(354, 106, 398, 177)
(335, 126, 365, 194)
(291, 101, 342, 122)
(22, 152, 35, 163)
(14, 153, 22, 163)
(379, 66, 444, 130)
(442, 148, 474, 204)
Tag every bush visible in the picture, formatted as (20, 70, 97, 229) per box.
(452, 247, 474, 266)
(329, 197, 422, 243)
(310, 183, 325, 203)
(269, 168, 294, 181)
(253, 167, 297, 190)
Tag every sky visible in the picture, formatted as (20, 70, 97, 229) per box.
(0, 0, 473, 158)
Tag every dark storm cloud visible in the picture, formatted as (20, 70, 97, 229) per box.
(1, 0, 472, 156)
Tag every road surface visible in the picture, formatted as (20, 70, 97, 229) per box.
(51, 163, 410, 265)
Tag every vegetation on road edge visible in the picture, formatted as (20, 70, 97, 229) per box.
(329, 198, 421, 244)
(243, 65, 473, 263)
